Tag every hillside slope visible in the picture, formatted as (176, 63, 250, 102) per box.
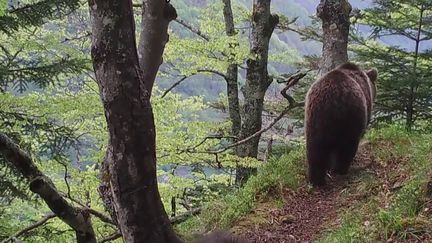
(177, 125, 432, 242)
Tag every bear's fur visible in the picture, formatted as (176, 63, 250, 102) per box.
(305, 62, 378, 186)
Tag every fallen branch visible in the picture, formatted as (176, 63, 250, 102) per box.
(0, 133, 97, 243)
(1, 213, 56, 243)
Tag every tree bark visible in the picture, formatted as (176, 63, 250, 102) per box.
(406, 5, 425, 131)
(235, 0, 279, 185)
(138, 0, 177, 94)
(317, 0, 352, 76)
(88, 0, 180, 242)
(222, 0, 241, 139)
(0, 133, 97, 243)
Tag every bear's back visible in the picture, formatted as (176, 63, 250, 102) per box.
(336, 63, 374, 121)
(305, 64, 370, 134)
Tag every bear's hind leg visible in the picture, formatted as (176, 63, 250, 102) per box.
(307, 145, 331, 186)
(332, 139, 359, 175)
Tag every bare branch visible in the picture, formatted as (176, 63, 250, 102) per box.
(61, 31, 92, 43)
(165, 70, 305, 158)
(280, 70, 310, 104)
(161, 69, 226, 98)
(84, 208, 115, 226)
(184, 135, 237, 153)
(196, 69, 227, 79)
(206, 71, 306, 154)
(1, 213, 56, 243)
(174, 19, 210, 41)
(161, 75, 192, 98)
(210, 103, 301, 154)
(59, 192, 116, 226)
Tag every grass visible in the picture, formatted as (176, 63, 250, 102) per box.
(176, 143, 306, 240)
(321, 125, 432, 242)
(177, 124, 432, 242)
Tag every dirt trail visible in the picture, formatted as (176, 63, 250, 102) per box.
(237, 143, 376, 242)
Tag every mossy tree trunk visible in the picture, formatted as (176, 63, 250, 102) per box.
(88, 0, 181, 242)
(317, 0, 352, 76)
(222, 0, 241, 140)
(235, 0, 279, 185)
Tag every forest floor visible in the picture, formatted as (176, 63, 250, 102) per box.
(179, 127, 432, 242)
(231, 139, 432, 242)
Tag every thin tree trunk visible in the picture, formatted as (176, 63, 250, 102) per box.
(235, 0, 279, 185)
(88, 0, 180, 242)
(222, 0, 241, 139)
(406, 5, 424, 131)
(317, 0, 352, 76)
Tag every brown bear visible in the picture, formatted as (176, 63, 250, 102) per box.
(305, 62, 377, 186)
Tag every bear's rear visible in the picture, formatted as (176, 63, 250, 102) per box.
(305, 63, 377, 186)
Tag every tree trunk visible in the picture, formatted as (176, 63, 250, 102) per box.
(88, 0, 180, 242)
(222, 0, 241, 139)
(406, 5, 424, 131)
(138, 0, 177, 94)
(317, 0, 352, 76)
(226, 64, 241, 138)
(235, 0, 279, 185)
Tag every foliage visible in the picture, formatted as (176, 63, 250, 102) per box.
(0, 0, 6, 17)
(351, 0, 432, 129)
(0, 4, 91, 221)
(164, 2, 249, 77)
(6, 0, 432, 241)
(162, 1, 301, 100)
(0, 0, 80, 34)
(0, 80, 254, 241)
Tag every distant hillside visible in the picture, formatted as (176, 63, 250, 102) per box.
(164, 0, 416, 99)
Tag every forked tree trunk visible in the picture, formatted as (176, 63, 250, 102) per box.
(317, 0, 352, 76)
(88, 0, 180, 242)
(235, 0, 279, 185)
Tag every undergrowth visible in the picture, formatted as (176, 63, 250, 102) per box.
(176, 143, 306, 240)
(177, 124, 432, 242)
(321, 124, 432, 242)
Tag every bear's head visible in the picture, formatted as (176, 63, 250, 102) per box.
(335, 62, 378, 101)
(365, 68, 378, 100)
